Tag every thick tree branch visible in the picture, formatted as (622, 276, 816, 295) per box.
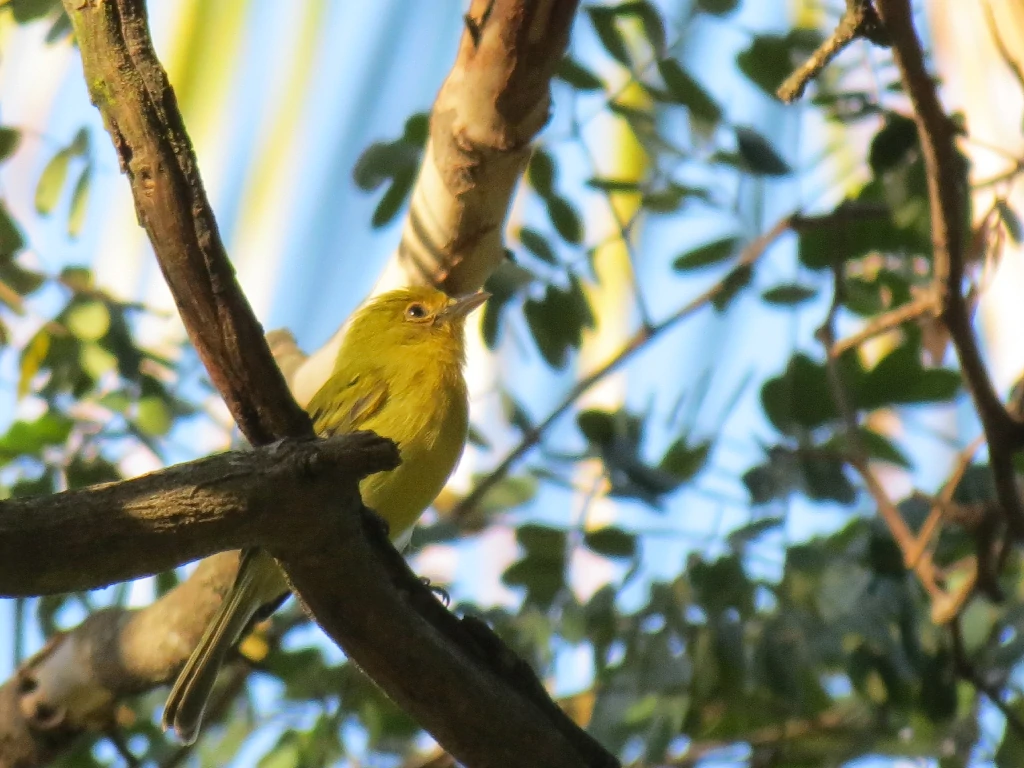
(64, 0, 311, 446)
(290, 0, 580, 405)
(875, 0, 1024, 536)
(0, 434, 396, 598)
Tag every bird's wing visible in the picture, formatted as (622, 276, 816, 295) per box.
(307, 370, 390, 436)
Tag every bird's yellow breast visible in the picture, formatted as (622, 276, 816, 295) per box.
(355, 366, 468, 537)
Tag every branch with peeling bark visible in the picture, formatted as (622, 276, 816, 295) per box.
(289, 0, 580, 405)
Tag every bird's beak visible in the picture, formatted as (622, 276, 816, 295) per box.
(442, 291, 490, 321)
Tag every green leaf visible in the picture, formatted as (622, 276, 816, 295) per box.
(578, 409, 616, 444)
(587, 177, 642, 193)
(642, 183, 708, 213)
(798, 195, 923, 271)
(761, 283, 817, 306)
(502, 555, 566, 608)
(481, 260, 532, 348)
(868, 112, 918, 174)
(10, 0, 60, 24)
(0, 412, 73, 460)
(0, 128, 21, 161)
(826, 428, 912, 468)
(35, 147, 72, 215)
(859, 344, 961, 407)
(657, 59, 721, 123)
(528, 148, 557, 197)
(519, 227, 558, 264)
(658, 438, 710, 481)
(672, 236, 738, 271)
(370, 168, 415, 227)
(136, 395, 172, 436)
(588, 6, 632, 66)
(517, 523, 567, 558)
(711, 264, 753, 312)
(557, 56, 605, 91)
(736, 31, 822, 96)
(614, 1, 666, 58)
(524, 278, 595, 368)
(691, 555, 754, 616)
(996, 703, 1024, 767)
(584, 527, 637, 559)
(727, 516, 783, 549)
(698, 0, 740, 14)
(547, 195, 584, 244)
(476, 474, 537, 514)
(67, 164, 91, 238)
(66, 301, 110, 341)
(800, 451, 856, 504)
(760, 354, 836, 433)
(0, 201, 25, 256)
(735, 126, 791, 176)
(997, 199, 1022, 243)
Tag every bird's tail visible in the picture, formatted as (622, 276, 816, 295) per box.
(162, 550, 286, 744)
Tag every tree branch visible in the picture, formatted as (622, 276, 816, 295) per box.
(875, 0, 1024, 534)
(0, 433, 396, 598)
(64, 0, 311, 446)
(451, 213, 797, 524)
(777, 0, 889, 103)
(289, 0, 581, 405)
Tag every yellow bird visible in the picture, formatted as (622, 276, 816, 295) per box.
(162, 286, 487, 744)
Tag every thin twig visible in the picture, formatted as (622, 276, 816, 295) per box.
(817, 263, 944, 603)
(830, 293, 937, 357)
(452, 214, 795, 523)
(777, 0, 890, 103)
(876, 0, 1024, 538)
(951, 617, 1024, 741)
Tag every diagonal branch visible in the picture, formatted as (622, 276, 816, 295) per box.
(289, 0, 581, 404)
(67, 0, 311, 447)
(875, 0, 1024, 534)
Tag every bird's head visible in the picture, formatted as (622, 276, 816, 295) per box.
(348, 286, 489, 362)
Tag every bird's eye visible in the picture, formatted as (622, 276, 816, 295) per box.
(405, 303, 428, 320)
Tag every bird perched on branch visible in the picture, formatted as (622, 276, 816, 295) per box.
(162, 286, 488, 744)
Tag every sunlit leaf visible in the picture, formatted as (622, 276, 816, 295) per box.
(67, 164, 91, 238)
(35, 147, 72, 215)
(136, 395, 172, 436)
(66, 301, 110, 342)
